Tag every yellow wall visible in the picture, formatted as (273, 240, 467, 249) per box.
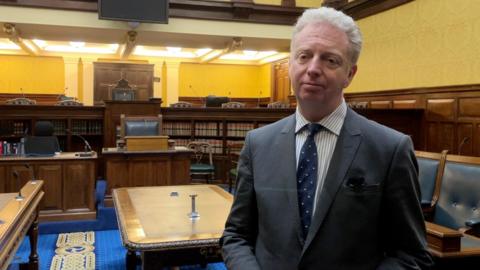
(348, 0, 480, 92)
(0, 55, 64, 93)
(179, 63, 271, 98)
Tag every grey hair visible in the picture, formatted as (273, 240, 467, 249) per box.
(291, 7, 363, 65)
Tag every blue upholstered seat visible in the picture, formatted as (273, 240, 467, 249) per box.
(417, 158, 439, 206)
(433, 160, 480, 232)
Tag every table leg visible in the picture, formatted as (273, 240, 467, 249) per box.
(28, 211, 39, 270)
(126, 250, 137, 270)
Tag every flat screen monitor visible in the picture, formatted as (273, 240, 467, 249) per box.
(98, 0, 169, 24)
(205, 96, 230, 107)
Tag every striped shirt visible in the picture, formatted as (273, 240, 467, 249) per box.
(295, 100, 347, 214)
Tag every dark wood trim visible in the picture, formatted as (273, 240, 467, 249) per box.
(342, 0, 414, 20)
(0, 0, 414, 24)
(179, 96, 271, 108)
(0, 93, 61, 105)
(281, 0, 295, 8)
(345, 84, 480, 99)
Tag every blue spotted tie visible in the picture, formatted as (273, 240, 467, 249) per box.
(297, 123, 322, 238)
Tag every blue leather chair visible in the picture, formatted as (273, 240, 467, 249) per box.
(120, 114, 163, 138)
(433, 154, 480, 236)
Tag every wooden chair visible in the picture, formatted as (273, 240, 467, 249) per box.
(221, 101, 245, 108)
(226, 142, 244, 193)
(187, 141, 215, 184)
(170, 101, 193, 108)
(415, 150, 448, 219)
(267, 101, 290, 108)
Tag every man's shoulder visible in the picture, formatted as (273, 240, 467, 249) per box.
(348, 109, 405, 140)
(249, 114, 295, 137)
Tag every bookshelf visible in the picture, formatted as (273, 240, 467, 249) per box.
(0, 105, 104, 155)
(161, 107, 295, 181)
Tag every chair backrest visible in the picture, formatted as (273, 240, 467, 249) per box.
(111, 78, 136, 101)
(187, 141, 213, 165)
(6, 97, 36, 105)
(267, 101, 290, 108)
(170, 101, 193, 108)
(433, 154, 480, 230)
(56, 100, 83, 106)
(415, 150, 448, 207)
(112, 88, 135, 101)
(221, 102, 245, 108)
(120, 114, 163, 138)
(24, 121, 61, 156)
(205, 95, 230, 107)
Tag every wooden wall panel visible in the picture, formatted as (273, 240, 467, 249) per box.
(459, 98, 480, 118)
(345, 84, 480, 156)
(393, 99, 417, 109)
(426, 99, 455, 121)
(152, 160, 170, 186)
(370, 100, 392, 109)
(106, 160, 129, 193)
(0, 166, 4, 193)
(64, 162, 95, 211)
(457, 123, 474, 156)
(37, 164, 62, 212)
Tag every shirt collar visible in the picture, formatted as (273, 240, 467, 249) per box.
(295, 99, 347, 136)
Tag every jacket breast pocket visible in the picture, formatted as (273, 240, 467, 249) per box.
(342, 177, 381, 196)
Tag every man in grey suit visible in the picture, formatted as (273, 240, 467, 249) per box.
(221, 7, 433, 270)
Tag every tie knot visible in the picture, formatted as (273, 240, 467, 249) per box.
(307, 123, 322, 137)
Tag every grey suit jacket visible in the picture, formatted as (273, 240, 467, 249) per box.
(221, 108, 433, 270)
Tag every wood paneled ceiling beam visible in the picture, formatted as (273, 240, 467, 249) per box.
(2, 23, 39, 55)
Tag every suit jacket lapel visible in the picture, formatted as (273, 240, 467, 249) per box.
(278, 115, 305, 245)
(302, 108, 362, 252)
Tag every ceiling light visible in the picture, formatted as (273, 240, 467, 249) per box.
(32, 39, 47, 48)
(70, 41, 85, 48)
(243, 50, 258, 56)
(258, 53, 289, 64)
(195, 48, 212, 57)
(0, 40, 20, 50)
(166, 47, 182, 53)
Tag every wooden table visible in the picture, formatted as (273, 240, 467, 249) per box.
(0, 180, 44, 270)
(113, 185, 233, 270)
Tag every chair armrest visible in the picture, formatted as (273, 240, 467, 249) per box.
(421, 200, 432, 208)
(465, 218, 480, 237)
(425, 221, 463, 252)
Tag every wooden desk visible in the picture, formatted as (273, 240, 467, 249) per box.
(103, 147, 192, 198)
(0, 153, 96, 221)
(0, 181, 44, 270)
(113, 185, 233, 270)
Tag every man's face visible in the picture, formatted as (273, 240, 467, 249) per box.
(289, 22, 357, 117)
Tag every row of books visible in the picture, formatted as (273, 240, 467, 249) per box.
(0, 141, 24, 156)
(226, 123, 255, 137)
(194, 122, 222, 136)
(71, 120, 103, 134)
(163, 122, 192, 136)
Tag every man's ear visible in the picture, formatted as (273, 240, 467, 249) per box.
(343, 65, 357, 88)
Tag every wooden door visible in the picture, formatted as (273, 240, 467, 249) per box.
(272, 59, 291, 102)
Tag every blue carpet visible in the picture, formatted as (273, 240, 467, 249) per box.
(13, 230, 227, 270)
